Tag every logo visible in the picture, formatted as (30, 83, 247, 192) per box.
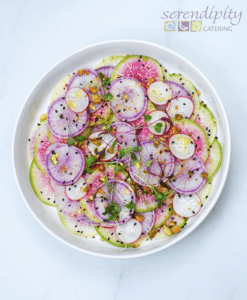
(164, 21, 176, 32)
(178, 21, 190, 32)
(191, 21, 202, 32)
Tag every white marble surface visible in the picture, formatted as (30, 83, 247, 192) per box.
(1, 0, 247, 299)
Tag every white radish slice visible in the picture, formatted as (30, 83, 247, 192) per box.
(147, 81, 172, 105)
(65, 177, 87, 201)
(87, 131, 118, 161)
(169, 134, 195, 159)
(147, 110, 170, 136)
(166, 96, 194, 119)
(115, 219, 142, 244)
(66, 87, 89, 113)
(173, 193, 201, 217)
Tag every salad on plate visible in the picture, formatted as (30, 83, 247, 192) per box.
(28, 54, 222, 248)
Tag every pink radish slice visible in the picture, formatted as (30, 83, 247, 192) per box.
(173, 193, 201, 217)
(96, 66, 114, 79)
(111, 122, 137, 163)
(55, 192, 82, 216)
(115, 219, 142, 244)
(65, 177, 87, 201)
(169, 134, 195, 160)
(29, 121, 47, 159)
(165, 80, 192, 98)
(147, 110, 170, 136)
(169, 155, 207, 195)
(138, 211, 155, 236)
(87, 131, 118, 161)
(129, 140, 174, 186)
(47, 97, 88, 138)
(66, 87, 89, 113)
(147, 81, 172, 105)
(76, 213, 98, 225)
(109, 77, 147, 122)
(67, 69, 103, 113)
(166, 96, 194, 119)
(45, 143, 85, 186)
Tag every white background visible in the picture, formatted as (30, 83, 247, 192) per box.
(1, 0, 247, 299)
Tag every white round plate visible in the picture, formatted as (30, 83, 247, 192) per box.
(12, 40, 231, 259)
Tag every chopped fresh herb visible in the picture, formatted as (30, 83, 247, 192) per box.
(119, 149, 126, 158)
(145, 160, 152, 168)
(86, 156, 97, 167)
(67, 137, 76, 146)
(103, 93, 113, 101)
(131, 152, 137, 160)
(144, 115, 152, 122)
(115, 164, 124, 172)
(104, 177, 109, 187)
(85, 167, 93, 174)
(74, 136, 86, 142)
(98, 72, 103, 80)
(103, 78, 111, 85)
(112, 140, 117, 148)
(138, 146, 142, 151)
(154, 122, 163, 133)
(103, 202, 121, 222)
(125, 201, 135, 209)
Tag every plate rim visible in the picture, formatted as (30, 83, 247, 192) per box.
(12, 39, 231, 259)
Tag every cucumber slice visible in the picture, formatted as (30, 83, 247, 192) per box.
(197, 181, 213, 205)
(95, 56, 125, 68)
(195, 102, 217, 145)
(29, 160, 56, 207)
(58, 210, 97, 237)
(204, 138, 223, 181)
(169, 73, 200, 121)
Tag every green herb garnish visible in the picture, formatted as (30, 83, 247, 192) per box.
(74, 136, 86, 142)
(125, 201, 135, 209)
(154, 122, 163, 133)
(85, 167, 93, 174)
(144, 115, 152, 122)
(86, 156, 97, 167)
(103, 202, 121, 222)
(145, 160, 152, 168)
(103, 93, 113, 101)
(67, 137, 76, 146)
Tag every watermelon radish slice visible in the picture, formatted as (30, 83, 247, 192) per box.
(153, 204, 173, 228)
(169, 134, 195, 160)
(67, 69, 103, 113)
(45, 143, 85, 186)
(204, 138, 222, 181)
(89, 102, 111, 126)
(87, 131, 118, 161)
(131, 100, 156, 128)
(58, 211, 97, 237)
(109, 77, 147, 122)
(29, 160, 56, 207)
(34, 131, 51, 174)
(147, 110, 171, 135)
(137, 211, 154, 236)
(50, 74, 73, 103)
(169, 155, 207, 194)
(195, 102, 217, 145)
(166, 96, 194, 119)
(169, 118, 210, 163)
(65, 87, 89, 113)
(55, 193, 81, 216)
(95, 225, 131, 248)
(65, 177, 87, 201)
(110, 55, 163, 90)
(135, 187, 157, 212)
(173, 193, 201, 217)
(197, 181, 213, 205)
(116, 219, 142, 244)
(28, 121, 47, 159)
(96, 56, 124, 68)
(169, 74, 200, 121)
(147, 81, 172, 105)
(47, 127, 67, 144)
(165, 212, 187, 228)
(96, 66, 114, 79)
(47, 97, 88, 138)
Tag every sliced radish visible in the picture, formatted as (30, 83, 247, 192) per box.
(138, 211, 155, 236)
(166, 96, 194, 119)
(65, 87, 89, 113)
(169, 155, 207, 195)
(173, 193, 201, 217)
(147, 110, 170, 136)
(65, 177, 87, 201)
(109, 77, 147, 122)
(169, 134, 195, 159)
(147, 81, 172, 105)
(115, 219, 142, 244)
(87, 131, 118, 161)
